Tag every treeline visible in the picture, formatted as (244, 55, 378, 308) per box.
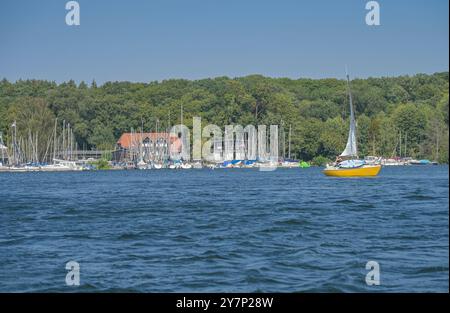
(0, 72, 448, 163)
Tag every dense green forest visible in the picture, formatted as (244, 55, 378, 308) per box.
(0, 72, 448, 163)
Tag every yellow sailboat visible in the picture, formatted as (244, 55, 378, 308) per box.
(323, 72, 382, 177)
(323, 164, 381, 177)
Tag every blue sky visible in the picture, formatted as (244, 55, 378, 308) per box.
(0, 0, 448, 83)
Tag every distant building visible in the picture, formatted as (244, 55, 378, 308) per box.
(114, 132, 179, 162)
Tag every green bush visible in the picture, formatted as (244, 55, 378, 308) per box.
(312, 156, 331, 166)
(91, 158, 111, 170)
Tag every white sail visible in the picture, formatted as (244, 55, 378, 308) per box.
(340, 74, 358, 157)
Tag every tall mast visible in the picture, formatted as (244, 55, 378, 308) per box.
(130, 127, 134, 162)
(62, 120, 66, 160)
(281, 120, 285, 159)
(339, 69, 358, 159)
(53, 118, 57, 163)
(12, 121, 17, 165)
(288, 124, 291, 160)
(35, 131, 39, 163)
(180, 103, 183, 126)
(0, 132, 4, 165)
(67, 123, 71, 161)
(140, 119, 144, 162)
(405, 132, 407, 158)
(156, 119, 160, 162)
(346, 72, 357, 157)
(167, 110, 171, 162)
(20, 137, 24, 164)
(28, 129, 32, 163)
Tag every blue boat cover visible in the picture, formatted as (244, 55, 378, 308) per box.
(338, 159, 366, 168)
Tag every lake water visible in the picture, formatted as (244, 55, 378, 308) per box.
(0, 166, 448, 292)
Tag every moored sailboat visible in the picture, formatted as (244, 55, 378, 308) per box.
(323, 73, 381, 177)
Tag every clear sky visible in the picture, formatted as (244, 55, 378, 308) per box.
(0, 0, 448, 84)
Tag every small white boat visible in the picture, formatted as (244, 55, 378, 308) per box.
(256, 161, 278, 169)
(181, 162, 192, 169)
(40, 164, 73, 171)
(51, 159, 83, 171)
(381, 158, 407, 166)
(364, 156, 382, 165)
(136, 160, 148, 170)
(280, 161, 299, 168)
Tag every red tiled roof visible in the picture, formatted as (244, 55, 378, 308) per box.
(117, 132, 177, 149)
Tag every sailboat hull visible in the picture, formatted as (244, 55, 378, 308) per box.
(323, 164, 381, 177)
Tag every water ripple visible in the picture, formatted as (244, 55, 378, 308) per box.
(0, 166, 448, 292)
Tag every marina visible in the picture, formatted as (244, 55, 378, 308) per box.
(0, 157, 438, 172)
(0, 115, 439, 173)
